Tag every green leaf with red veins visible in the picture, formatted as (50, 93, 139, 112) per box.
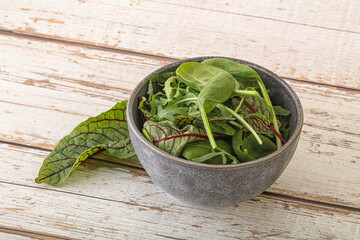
(143, 120, 209, 156)
(35, 101, 135, 186)
(174, 115, 197, 128)
(232, 96, 273, 134)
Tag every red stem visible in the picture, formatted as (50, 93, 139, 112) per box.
(242, 100, 287, 144)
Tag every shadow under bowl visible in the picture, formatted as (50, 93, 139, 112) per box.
(127, 56, 303, 207)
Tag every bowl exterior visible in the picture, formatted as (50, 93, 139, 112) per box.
(127, 56, 303, 207)
(129, 127, 300, 207)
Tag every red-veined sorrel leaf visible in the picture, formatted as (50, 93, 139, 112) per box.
(174, 115, 196, 128)
(243, 99, 287, 144)
(143, 120, 208, 156)
(232, 96, 273, 134)
(35, 101, 135, 186)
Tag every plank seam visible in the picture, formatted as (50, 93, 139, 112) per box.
(1, 174, 359, 214)
(0, 225, 75, 240)
(262, 191, 360, 215)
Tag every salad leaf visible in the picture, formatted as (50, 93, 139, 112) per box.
(203, 58, 282, 149)
(176, 62, 239, 91)
(143, 120, 209, 156)
(35, 101, 135, 185)
(242, 133, 277, 159)
(273, 106, 292, 116)
(232, 130, 254, 162)
(182, 140, 238, 164)
(202, 58, 261, 88)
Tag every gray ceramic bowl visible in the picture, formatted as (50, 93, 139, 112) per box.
(127, 56, 303, 207)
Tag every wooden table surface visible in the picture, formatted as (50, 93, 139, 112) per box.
(1, 1, 359, 239)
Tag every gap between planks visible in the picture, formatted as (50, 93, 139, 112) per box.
(1, 139, 359, 215)
(0, 225, 75, 240)
(0, 28, 359, 93)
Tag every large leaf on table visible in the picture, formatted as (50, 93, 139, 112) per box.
(35, 101, 135, 186)
(143, 120, 208, 156)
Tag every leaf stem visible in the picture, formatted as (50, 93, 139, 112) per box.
(232, 89, 259, 97)
(229, 120, 243, 129)
(198, 99, 217, 149)
(218, 104, 262, 145)
(234, 97, 245, 113)
(255, 78, 282, 149)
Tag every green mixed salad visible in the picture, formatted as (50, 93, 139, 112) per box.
(35, 58, 290, 186)
(139, 58, 290, 164)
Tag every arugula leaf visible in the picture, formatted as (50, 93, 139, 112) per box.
(148, 72, 175, 98)
(138, 97, 155, 122)
(35, 101, 135, 186)
(143, 120, 209, 156)
(156, 104, 188, 121)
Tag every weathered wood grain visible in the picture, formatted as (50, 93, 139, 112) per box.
(156, 0, 360, 33)
(1, 144, 359, 240)
(0, 0, 359, 88)
(1, 34, 359, 208)
(0, 226, 71, 240)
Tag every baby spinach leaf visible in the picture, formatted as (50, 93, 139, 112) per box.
(203, 58, 282, 149)
(194, 119, 236, 136)
(182, 139, 238, 164)
(197, 71, 237, 113)
(175, 62, 240, 149)
(143, 120, 209, 156)
(202, 58, 261, 88)
(232, 130, 254, 162)
(273, 106, 292, 116)
(242, 133, 277, 159)
(176, 62, 238, 91)
(35, 101, 135, 186)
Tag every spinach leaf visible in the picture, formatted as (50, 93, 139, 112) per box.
(182, 139, 238, 164)
(232, 130, 254, 162)
(143, 120, 208, 156)
(202, 58, 261, 88)
(176, 62, 239, 91)
(203, 58, 282, 149)
(175, 62, 240, 148)
(273, 106, 292, 116)
(35, 101, 135, 186)
(242, 133, 277, 159)
(194, 118, 236, 136)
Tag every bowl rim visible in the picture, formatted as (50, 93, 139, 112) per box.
(127, 56, 303, 170)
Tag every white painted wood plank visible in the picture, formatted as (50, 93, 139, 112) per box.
(0, 232, 33, 240)
(0, 0, 359, 88)
(0, 35, 359, 207)
(156, 0, 360, 33)
(1, 144, 359, 240)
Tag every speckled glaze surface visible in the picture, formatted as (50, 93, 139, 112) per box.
(127, 56, 303, 207)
